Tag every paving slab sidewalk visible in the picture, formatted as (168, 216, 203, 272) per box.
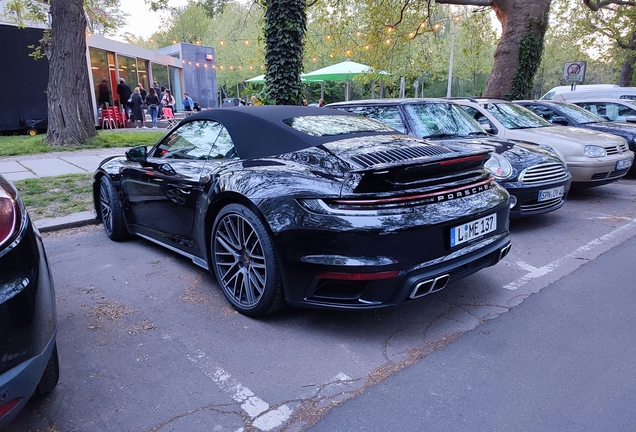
(1, 147, 132, 232)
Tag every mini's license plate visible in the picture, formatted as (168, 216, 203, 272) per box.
(450, 214, 497, 247)
(538, 186, 565, 202)
(616, 158, 632, 170)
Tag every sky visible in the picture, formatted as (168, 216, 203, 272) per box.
(116, 0, 190, 40)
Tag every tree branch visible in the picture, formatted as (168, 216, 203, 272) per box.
(583, 0, 636, 11)
(435, 0, 493, 6)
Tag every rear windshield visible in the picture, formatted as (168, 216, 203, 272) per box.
(283, 115, 395, 137)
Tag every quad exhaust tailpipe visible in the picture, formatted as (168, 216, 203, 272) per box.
(409, 274, 450, 299)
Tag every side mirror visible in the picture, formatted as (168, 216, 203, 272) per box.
(551, 116, 569, 126)
(626, 116, 636, 123)
(126, 145, 148, 162)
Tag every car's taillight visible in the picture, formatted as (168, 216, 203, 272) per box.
(0, 397, 22, 419)
(0, 183, 21, 249)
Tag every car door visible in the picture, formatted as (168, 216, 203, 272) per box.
(123, 120, 224, 237)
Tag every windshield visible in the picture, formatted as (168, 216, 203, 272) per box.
(554, 103, 606, 124)
(483, 103, 552, 129)
(406, 103, 486, 138)
(283, 115, 394, 137)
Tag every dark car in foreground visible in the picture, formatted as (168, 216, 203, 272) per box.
(517, 100, 636, 172)
(0, 175, 59, 427)
(327, 99, 571, 218)
(94, 106, 512, 317)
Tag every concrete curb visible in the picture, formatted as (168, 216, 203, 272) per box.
(34, 211, 100, 233)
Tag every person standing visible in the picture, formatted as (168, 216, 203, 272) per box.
(116, 78, 132, 120)
(145, 88, 160, 129)
(182, 92, 194, 111)
(98, 78, 110, 107)
(137, 83, 147, 104)
(130, 87, 146, 128)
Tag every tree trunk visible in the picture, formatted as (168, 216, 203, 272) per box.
(483, 0, 552, 98)
(45, 0, 97, 146)
(264, 0, 306, 105)
(618, 56, 635, 86)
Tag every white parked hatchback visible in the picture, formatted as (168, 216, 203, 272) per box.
(454, 98, 634, 187)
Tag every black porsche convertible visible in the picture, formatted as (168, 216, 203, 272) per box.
(94, 106, 512, 317)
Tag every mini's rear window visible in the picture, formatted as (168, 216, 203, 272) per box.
(283, 115, 394, 137)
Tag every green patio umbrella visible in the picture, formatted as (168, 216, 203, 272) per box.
(244, 74, 322, 83)
(301, 60, 389, 81)
(301, 60, 389, 101)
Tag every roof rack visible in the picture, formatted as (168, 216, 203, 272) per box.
(442, 97, 479, 103)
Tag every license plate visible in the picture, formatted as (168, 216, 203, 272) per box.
(538, 186, 565, 202)
(450, 214, 497, 247)
(616, 158, 632, 170)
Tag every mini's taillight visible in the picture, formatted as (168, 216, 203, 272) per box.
(0, 397, 22, 419)
(0, 183, 21, 249)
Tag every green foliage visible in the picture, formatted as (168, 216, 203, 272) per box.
(263, 0, 307, 105)
(508, 18, 547, 100)
(85, 0, 128, 36)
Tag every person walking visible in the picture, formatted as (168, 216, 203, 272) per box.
(182, 92, 194, 111)
(130, 87, 146, 128)
(146, 88, 160, 129)
(116, 78, 132, 120)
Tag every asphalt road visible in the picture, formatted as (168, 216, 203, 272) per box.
(309, 232, 636, 431)
(7, 179, 636, 432)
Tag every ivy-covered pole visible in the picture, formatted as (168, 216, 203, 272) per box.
(263, 0, 307, 105)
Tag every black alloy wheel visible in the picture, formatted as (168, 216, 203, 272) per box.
(211, 204, 285, 317)
(99, 176, 128, 241)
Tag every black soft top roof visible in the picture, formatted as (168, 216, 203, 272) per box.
(174, 105, 392, 159)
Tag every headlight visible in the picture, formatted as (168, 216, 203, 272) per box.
(584, 145, 606, 158)
(484, 153, 513, 179)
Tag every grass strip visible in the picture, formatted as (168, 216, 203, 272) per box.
(0, 130, 164, 157)
(14, 173, 94, 221)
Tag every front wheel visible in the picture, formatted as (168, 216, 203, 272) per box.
(99, 176, 128, 241)
(211, 204, 285, 317)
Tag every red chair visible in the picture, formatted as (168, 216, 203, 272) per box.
(163, 107, 174, 119)
(112, 106, 127, 128)
(101, 107, 116, 129)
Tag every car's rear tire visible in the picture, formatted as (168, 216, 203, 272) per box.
(99, 176, 128, 241)
(34, 344, 59, 396)
(211, 203, 285, 317)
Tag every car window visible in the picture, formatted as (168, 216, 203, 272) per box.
(153, 120, 224, 160)
(576, 102, 636, 121)
(620, 95, 636, 101)
(481, 103, 551, 129)
(343, 106, 406, 133)
(405, 103, 484, 138)
(458, 105, 499, 134)
(523, 105, 560, 122)
(210, 127, 238, 159)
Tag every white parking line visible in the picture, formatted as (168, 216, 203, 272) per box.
(186, 350, 292, 431)
(504, 219, 636, 291)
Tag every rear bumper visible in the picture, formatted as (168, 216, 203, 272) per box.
(0, 333, 56, 428)
(291, 233, 511, 310)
